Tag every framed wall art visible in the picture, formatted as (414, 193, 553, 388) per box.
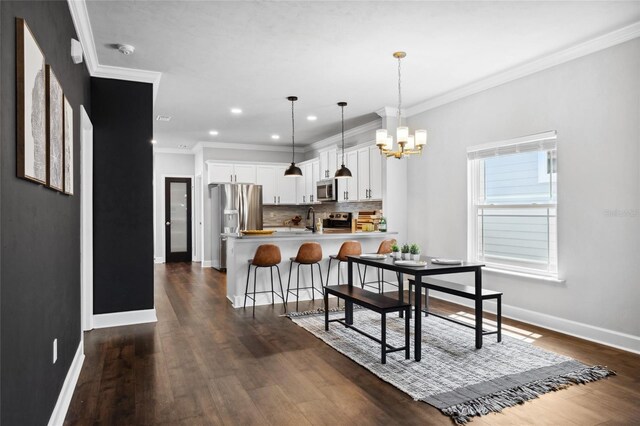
(63, 96, 74, 195)
(46, 65, 64, 192)
(16, 18, 47, 184)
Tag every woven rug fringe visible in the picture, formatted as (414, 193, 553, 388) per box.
(438, 365, 616, 424)
(284, 305, 363, 318)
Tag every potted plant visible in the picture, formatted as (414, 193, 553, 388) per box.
(410, 243, 421, 261)
(401, 244, 411, 260)
(391, 243, 400, 259)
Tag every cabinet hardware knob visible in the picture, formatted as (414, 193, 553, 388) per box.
(165, 221, 171, 226)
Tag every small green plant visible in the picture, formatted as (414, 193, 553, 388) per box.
(391, 243, 399, 253)
(410, 244, 420, 255)
(401, 244, 410, 254)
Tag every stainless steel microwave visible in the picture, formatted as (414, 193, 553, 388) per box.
(316, 179, 337, 202)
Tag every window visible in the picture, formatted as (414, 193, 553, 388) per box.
(467, 131, 558, 278)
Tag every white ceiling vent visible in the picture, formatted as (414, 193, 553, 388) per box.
(156, 115, 172, 122)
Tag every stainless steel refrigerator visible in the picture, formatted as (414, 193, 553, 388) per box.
(210, 183, 263, 271)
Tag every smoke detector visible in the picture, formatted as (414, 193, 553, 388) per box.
(117, 44, 135, 55)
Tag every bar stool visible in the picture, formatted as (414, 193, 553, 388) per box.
(361, 239, 398, 294)
(327, 241, 363, 287)
(286, 242, 324, 311)
(244, 244, 287, 317)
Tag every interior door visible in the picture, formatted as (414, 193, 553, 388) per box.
(165, 177, 192, 262)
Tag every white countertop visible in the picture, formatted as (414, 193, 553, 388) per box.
(225, 230, 397, 242)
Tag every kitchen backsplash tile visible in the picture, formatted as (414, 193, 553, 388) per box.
(263, 201, 382, 227)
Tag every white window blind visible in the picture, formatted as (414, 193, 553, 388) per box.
(467, 131, 558, 278)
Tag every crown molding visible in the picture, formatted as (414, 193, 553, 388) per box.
(307, 119, 381, 152)
(153, 147, 195, 155)
(192, 141, 294, 153)
(376, 106, 403, 118)
(67, 0, 162, 103)
(405, 21, 640, 117)
(93, 64, 162, 102)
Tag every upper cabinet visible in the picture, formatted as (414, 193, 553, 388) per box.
(318, 147, 337, 180)
(357, 146, 382, 200)
(207, 162, 256, 184)
(337, 150, 359, 202)
(256, 165, 297, 205)
(296, 161, 319, 204)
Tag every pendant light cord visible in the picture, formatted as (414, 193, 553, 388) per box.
(341, 104, 345, 166)
(291, 99, 295, 163)
(397, 55, 402, 127)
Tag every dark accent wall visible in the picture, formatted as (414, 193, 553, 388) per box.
(91, 78, 154, 314)
(0, 2, 90, 425)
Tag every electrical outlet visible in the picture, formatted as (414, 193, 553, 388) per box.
(53, 338, 58, 364)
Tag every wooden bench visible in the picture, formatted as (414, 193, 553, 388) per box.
(409, 277, 502, 342)
(324, 284, 411, 363)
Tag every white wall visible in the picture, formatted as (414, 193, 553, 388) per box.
(406, 39, 640, 349)
(153, 152, 196, 261)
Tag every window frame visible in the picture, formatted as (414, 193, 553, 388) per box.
(467, 131, 558, 279)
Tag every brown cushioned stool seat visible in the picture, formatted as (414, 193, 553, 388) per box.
(361, 239, 399, 294)
(244, 244, 287, 317)
(327, 241, 364, 299)
(286, 242, 324, 310)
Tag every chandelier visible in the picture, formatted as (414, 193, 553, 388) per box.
(375, 51, 427, 159)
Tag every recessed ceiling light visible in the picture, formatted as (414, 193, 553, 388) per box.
(271, 134, 280, 140)
(209, 130, 219, 136)
(307, 115, 317, 121)
(230, 108, 242, 114)
(151, 139, 157, 144)
(156, 115, 172, 122)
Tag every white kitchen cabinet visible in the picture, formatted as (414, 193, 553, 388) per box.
(256, 166, 277, 204)
(234, 164, 257, 183)
(257, 165, 299, 204)
(275, 166, 297, 204)
(207, 162, 256, 184)
(356, 146, 383, 200)
(319, 147, 337, 180)
(337, 150, 358, 202)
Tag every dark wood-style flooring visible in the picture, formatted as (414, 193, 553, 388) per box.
(65, 263, 640, 425)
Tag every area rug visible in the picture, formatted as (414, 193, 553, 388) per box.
(289, 309, 614, 424)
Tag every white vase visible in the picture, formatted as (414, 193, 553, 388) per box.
(402, 253, 411, 260)
(392, 252, 400, 259)
(412, 254, 421, 261)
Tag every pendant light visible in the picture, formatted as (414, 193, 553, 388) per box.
(334, 101, 352, 179)
(284, 96, 303, 177)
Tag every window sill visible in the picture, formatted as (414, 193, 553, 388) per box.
(483, 267, 565, 284)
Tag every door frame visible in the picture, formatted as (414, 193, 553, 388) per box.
(80, 106, 94, 331)
(162, 175, 194, 262)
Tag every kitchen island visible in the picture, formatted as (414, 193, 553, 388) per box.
(225, 231, 398, 308)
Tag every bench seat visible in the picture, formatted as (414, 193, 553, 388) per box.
(324, 285, 411, 363)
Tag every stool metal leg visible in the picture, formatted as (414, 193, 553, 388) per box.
(316, 263, 324, 295)
(252, 265, 258, 317)
(362, 265, 368, 289)
(244, 263, 251, 309)
(269, 266, 275, 306)
(286, 260, 293, 305)
(275, 265, 287, 313)
(310, 264, 315, 301)
(296, 264, 301, 311)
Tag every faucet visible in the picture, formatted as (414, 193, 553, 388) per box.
(306, 207, 316, 233)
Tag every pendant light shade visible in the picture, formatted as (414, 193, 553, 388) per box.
(335, 101, 352, 179)
(284, 162, 303, 177)
(284, 96, 302, 177)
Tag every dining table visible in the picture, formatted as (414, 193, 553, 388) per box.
(345, 255, 485, 361)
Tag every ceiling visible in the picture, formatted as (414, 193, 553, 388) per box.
(85, 1, 640, 149)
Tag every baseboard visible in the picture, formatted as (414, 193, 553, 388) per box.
(429, 293, 640, 355)
(154, 257, 164, 264)
(48, 341, 85, 426)
(230, 292, 339, 309)
(93, 308, 157, 329)
(202, 260, 212, 268)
